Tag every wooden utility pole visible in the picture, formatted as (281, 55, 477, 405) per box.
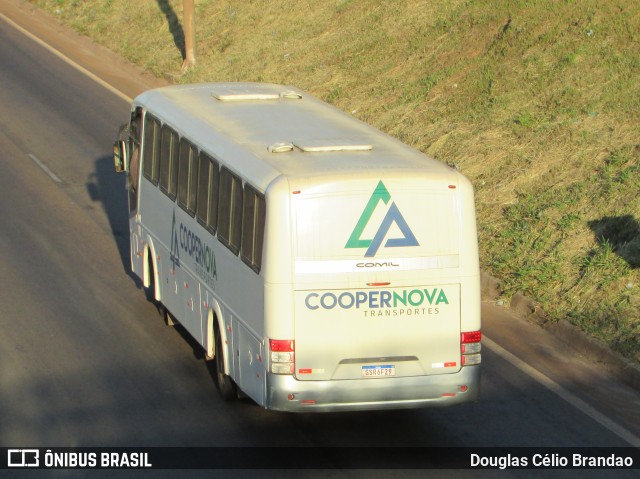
(182, 0, 196, 72)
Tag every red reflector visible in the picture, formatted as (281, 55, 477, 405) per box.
(461, 331, 482, 343)
(367, 282, 391, 287)
(448, 185, 457, 189)
(301, 400, 316, 405)
(298, 368, 312, 374)
(444, 362, 457, 368)
(270, 339, 295, 352)
(441, 393, 456, 397)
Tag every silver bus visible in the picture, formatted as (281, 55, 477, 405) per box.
(113, 83, 481, 411)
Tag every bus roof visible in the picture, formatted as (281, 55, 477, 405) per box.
(134, 83, 456, 190)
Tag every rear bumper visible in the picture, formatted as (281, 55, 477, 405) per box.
(265, 365, 480, 412)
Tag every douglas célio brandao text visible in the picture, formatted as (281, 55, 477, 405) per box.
(470, 452, 634, 469)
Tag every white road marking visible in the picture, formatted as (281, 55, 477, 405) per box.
(484, 336, 640, 447)
(28, 153, 62, 183)
(0, 12, 132, 103)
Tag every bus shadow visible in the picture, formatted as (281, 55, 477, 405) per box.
(86, 154, 140, 285)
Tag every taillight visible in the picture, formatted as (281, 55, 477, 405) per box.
(461, 331, 481, 343)
(461, 330, 481, 366)
(270, 339, 295, 374)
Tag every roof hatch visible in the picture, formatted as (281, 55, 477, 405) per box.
(293, 138, 373, 152)
(211, 85, 302, 102)
(268, 139, 373, 153)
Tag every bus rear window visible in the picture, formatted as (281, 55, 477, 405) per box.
(295, 185, 460, 260)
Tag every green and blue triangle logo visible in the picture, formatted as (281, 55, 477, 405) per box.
(170, 209, 180, 267)
(345, 180, 419, 257)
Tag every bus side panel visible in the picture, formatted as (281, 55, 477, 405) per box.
(457, 175, 481, 334)
(137, 186, 182, 321)
(262, 176, 295, 342)
(237, 322, 266, 405)
(208, 238, 266, 401)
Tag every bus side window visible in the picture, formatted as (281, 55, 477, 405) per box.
(218, 167, 243, 255)
(142, 113, 160, 185)
(196, 152, 219, 233)
(177, 138, 198, 216)
(159, 124, 179, 200)
(241, 185, 266, 274)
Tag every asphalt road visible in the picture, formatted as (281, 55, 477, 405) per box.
(0, 3, 638, 477)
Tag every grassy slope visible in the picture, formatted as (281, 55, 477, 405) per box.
(32, 0, 640, 361)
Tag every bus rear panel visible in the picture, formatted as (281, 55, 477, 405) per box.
(264, 174, 480, 411)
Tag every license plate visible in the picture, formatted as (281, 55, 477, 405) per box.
(362, 365, 395, 377)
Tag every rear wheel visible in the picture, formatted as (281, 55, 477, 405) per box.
(214, 322, 236, 401)
(144, 250, 166, 320)
(144, 250, 156, 303)
(164, 308, 176, 326)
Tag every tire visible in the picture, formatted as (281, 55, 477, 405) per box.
(214, 322, 236, 401)
(144, 251, 156, 303)
(144, 251, 165, 319)
(164, 308, 176, 326)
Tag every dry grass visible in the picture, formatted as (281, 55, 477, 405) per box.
(32, 0, 640, 361)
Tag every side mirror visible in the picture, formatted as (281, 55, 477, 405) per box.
(114, 122, 131, 173)
(113, 139, 129, 173)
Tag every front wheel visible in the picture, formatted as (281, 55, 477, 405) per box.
(214, 322, 236, 401)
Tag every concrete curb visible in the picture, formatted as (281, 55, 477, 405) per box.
(545, 319, 640, 392)
(480, 271, 640, 392)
